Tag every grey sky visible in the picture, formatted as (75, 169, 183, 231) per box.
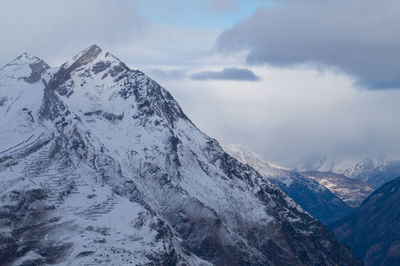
(0, 0, 144, 65)
(191, 68, 260, 81)
(217, 0, 400, 89)
(208, 0, 237, 12)
(150, 68, 187, 80)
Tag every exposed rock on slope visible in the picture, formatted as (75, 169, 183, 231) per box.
(0, 45, 361, 265)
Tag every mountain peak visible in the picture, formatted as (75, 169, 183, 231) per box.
(62, 44, 102, 70)
(15, 52, 41, 63)
(78, 44, 102, 59)
(0, 52, 49, 83)
(87, 43, 102, 51)
(3, 52, 45, 68)
(48, 45, 108, 91)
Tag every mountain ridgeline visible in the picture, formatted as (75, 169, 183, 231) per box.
(331, 176, 400, 266)
(0, 45, 361, 265)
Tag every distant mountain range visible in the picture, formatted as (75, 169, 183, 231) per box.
(301, 171, 374, 208)
(224, 145, 373, 223)
(0, 45, 361, 265)
(294, 156, 400, 188)
(331, 176, 400, 265)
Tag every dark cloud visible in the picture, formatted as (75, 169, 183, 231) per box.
(191, 67, 260, 81)
(217, 0, 400, 89)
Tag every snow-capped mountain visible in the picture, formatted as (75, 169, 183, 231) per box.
(224, 144, 353, 224)
(301, 171, 374, 208)
(330, 176, 400, 265)
(0, 45, 361, 265)
(294, 156, 400, 188)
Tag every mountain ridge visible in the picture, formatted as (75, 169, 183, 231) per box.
(0, 45, 361, 265)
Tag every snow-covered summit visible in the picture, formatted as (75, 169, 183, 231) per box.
(5, 52, 43, 66)
(61, 44, 102, 69)
(0, 52, 49, 83)
(0, 46, 361, 265)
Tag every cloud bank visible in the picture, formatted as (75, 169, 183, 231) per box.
(0, 0, 144, 65)
(217, 0, 400, 89)
(191, 67, 260, 81)
(166, 67, 400, 167)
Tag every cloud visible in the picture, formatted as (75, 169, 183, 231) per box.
(166, 66, 400, 167)
(149, 68, 187, 80)
(217, 0, 400, 89)
(0, 0, 145, 65)
(191, 67, 260, 81)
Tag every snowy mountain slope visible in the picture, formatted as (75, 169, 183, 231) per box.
(0, 45, 361, 265)
(294, 156, 400, 188)
(301, 171, 374, 208)
(0, 53, 202, 265)
(224, 144, 353, 224)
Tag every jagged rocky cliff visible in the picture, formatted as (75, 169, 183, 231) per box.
(0, 45, 361, 265)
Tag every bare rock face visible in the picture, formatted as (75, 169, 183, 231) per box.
(0, 46, 362, 265)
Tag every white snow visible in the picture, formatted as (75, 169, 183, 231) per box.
(0, 47, 344, 265)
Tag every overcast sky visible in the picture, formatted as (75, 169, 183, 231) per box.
(1, 0, 400, 167)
